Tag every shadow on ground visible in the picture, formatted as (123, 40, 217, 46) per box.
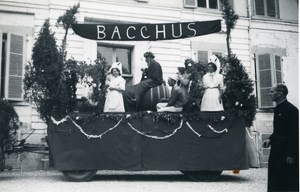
(88, 173, 249, 182)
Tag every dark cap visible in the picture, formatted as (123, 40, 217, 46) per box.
(144, 51, 155, 58)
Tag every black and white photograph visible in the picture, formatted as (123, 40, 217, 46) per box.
(0, 0, 298, 192)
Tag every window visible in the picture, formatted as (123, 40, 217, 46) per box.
(97, 44, 133, 76)
(255, 52, 283, 108)
(198, 50, 223, 64)
(253, 0, 279, 18)
(184, 0, 233, 10)
(198, 0, 219, 9)
(0, 32, 26, 100)
(192, 41, 226, 65)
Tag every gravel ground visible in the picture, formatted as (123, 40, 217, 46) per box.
(0, 168, 268, 192)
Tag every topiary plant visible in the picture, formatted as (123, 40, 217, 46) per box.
(23, 19, 68, 123)
(221, 55, 257, 127)
(24, 4, 82, 123)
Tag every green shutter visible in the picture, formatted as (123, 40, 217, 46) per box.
(6, 33, 24, 100)
(257, 54, 273, 108)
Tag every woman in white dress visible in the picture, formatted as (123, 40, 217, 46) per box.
(200, 62, 224, 112)
(104, 67, 126, 112)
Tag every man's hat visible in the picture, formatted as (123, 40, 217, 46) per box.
(144, 51, 155, 58)
(177, 62, 185, 68)
(169, 74, 179, 81)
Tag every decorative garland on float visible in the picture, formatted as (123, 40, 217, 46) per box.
(50, 111, 231, 140)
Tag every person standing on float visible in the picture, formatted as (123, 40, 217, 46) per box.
(103, 62, 126, 112)
(200, 62, 224, 112)
(134, 52, 163, 111)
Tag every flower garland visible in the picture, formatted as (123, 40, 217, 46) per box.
(126, 119, 183, 140)
(51, 116, 123, 139)
(51, 111, 231, 140)
(185, 122, 228, 138)
(127, 111, 182, 125)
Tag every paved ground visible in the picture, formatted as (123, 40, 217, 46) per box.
(0, 168, 268, 192)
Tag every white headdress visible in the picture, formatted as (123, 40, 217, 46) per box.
(208, 55, 220, 73)
(110, 62, 123, 75)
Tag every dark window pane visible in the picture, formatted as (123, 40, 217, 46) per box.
(255, 0, 265, 15)
(97, 45, 132, 75)
(259, 69, 272, 87)
(260, 87, 273, 107)
(258, 54, 271, 70)
(97, 46, 113, 63)
(209, 0, 218, 9)
(267, 0, 276, 17)
(116, 48, 131, 74)
(198, 0, 207, 7)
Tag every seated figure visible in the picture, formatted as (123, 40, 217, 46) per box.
(123, 51, 163, 111)
(156, 75, 188, 112)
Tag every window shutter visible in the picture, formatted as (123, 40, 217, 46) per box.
(198, 50, 208, 64)
(255, 0, 265, 15)
(275, 55, 282, 83)
(267, 0, 276, 17)
(5, 33, 25, 100)
(257, 54, 273, 108)
(184, 0, 197, 8)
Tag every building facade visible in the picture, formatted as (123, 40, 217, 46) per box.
(0, 0, 298, 170)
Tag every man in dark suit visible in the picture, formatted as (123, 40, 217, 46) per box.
(263, 83, 299, 192)
(123, 51, 163, 111)
(135, 51, 163, 110)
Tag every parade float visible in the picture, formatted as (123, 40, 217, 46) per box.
(23, 2, 257, 181)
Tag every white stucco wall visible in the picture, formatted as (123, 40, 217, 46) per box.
(0, 0, 298, 170)
(250, 21, 298, 108)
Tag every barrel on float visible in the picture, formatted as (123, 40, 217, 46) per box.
(140, 85, 170, 111)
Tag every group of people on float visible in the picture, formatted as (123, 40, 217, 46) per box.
(103, 51, 224, 113)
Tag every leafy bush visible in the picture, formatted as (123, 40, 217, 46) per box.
(184, 59, 207, 112)
(76, 57, 110, 114)
(0, 99, 19, 170)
